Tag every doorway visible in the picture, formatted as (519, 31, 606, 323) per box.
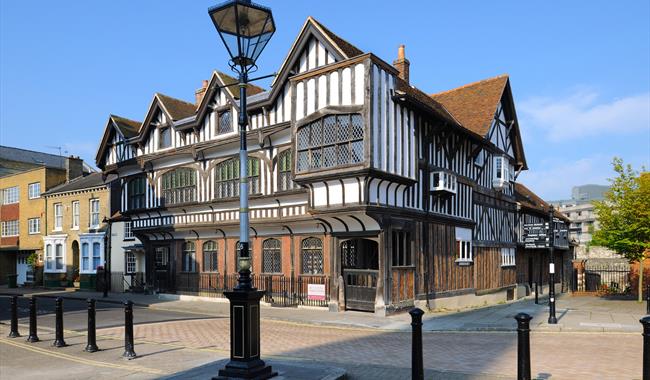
(341, 238, 378, 312)
(153, 246, 172, 293)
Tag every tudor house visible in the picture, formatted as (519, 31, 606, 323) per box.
(96, 17, 532, 314)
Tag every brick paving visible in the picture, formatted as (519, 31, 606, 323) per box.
(99, 318, 641, 379)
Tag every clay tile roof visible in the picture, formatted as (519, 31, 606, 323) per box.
(216, 71, 265, 98)
(309, 17, 364, 58)
(430, 74, 509, 137)
(110, 115, 140, 139)
(156, 93, 198, 121)
(394, 77, 461, 127)
(515, 182, 568, 221)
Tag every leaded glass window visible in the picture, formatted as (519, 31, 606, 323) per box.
(296, 114, 364, 172)
(203, 241, 218, 272)
(301, 237, 323, 274)
(214, 157, 260, 199)
(162, 168, 197, 205)
(277, 150, 296, 192)
(218, 111, 233, 134)
(262, 238, 281, 273)
(128, 177, 146, 210)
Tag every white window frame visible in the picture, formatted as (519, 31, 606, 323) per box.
(1, 220, 19, 237)
(45, 244, 53, 270)
(2, 186, 19, 204)
(492, 155, 510, 190)
(125, 251, 136, 274)
(79, 233, 104, 274)
(55, 244, 64, 271)
(54, 203, 63, 231)
(124, 221, 133, 240)
(28, 218, 40, 234)
(455, 227, 473, 263)
(430, 171, 457, 194)
(72, 201, 80, 229)
(501, 247, 516, 267)
(89, 199, 100, 228)
(28, 182, 41, 199)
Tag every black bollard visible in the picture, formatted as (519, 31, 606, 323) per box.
(85, 299, 99, 352)
(646, 285, 649, 315)
(515, 313, 533, 380)
(641, 316, 650, 380)
(53, 297, 67, 347)
(534, 282, 539, 305)
(8, 296, 21, 338)
(123, 300, 136, 359)
(409, 308, 424, 380)
(26, 297, 39, 343)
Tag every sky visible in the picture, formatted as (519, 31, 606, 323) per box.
(1, 1, 648, 200)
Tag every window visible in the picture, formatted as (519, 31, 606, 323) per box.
(262, 238, 282, 273)
(391, 231, 412, 267)
(492, 155, 510, 190)
(235, 241, 253, 272)
(53, 203, 62, 230)
(1, 220, 19, 236)
(28, 218, 40, 234)
(277, 149, 296, 192)
(301, 237, 323, 274)
(455, 227, 473, 263)
(2, 186, 19, 204)
(28, 183, 41, 199)
(296, 113, 364, 172)
(92, 242, 101, 270)
(218, 110, 233, 134)
(45, 244, 52, 270)
(72, 201, 80, 229)
(203, 241, 218, 272)
(126, 251, 136, 273)
(474, 150, 485, 167)
(128, 177, 146, 210)
(155, 247, 169, 268)
(182, 241, 196, 272)
(214, 158, 260, 199)
(501, 247, 516, 267)
(159, 127, 171, 149)
(90, 199, 100, 228)
(81, 243, 90, 271)
(124, 221, 133, 239)
(431, 171, 457, 194)
(55, 244, 64, 270)
(162, 168, 197, 205)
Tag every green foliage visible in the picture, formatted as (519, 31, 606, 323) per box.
(26, 252, 39, 267)
(591, 157, 650, 263)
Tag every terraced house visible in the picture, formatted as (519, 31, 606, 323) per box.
(96, 17, 533, 314)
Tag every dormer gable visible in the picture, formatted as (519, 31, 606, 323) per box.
(95, 114, 141, 168)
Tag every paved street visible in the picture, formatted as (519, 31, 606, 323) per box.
(0, 292, 643, 379)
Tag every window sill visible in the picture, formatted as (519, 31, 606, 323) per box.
(455, 259, 474, 266)
(44, 269, 66, 274)
(123, 238, 136, 242)
(500, 264, 516, 268)
(28, 232, 40, 235)
(71, 227, 79, 231)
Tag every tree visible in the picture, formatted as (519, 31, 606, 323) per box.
(592, 158, 650, 302)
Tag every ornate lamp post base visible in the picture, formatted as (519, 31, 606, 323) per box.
(214, 289, 276, 380)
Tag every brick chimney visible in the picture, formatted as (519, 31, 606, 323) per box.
(65, 156, 83, 181)
(393, 44, 410, 83)
(195, 80, 209, 107)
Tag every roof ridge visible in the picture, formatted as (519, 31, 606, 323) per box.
(306, 16, 364, 58)
(110, 114, 141, 124)
(155, 92, 196, 106)
(430, 74, 509, 97)
(0, 145, 67, 158)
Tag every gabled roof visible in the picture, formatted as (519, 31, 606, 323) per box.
(430, 75, 509, 137)
(309, 17, 364, 59)
(156, 93, 197, 121)
(95, 115, 142, 166)
(111, 115, 140, 138)
(515, 182, 568, 222)
(394, 77, 462, 129)
(43, 172, 111, 196)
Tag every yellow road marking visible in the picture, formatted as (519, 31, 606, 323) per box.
(0, 337, 168, 375)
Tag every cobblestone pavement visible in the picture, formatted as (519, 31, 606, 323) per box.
(98, 318, 641, 379)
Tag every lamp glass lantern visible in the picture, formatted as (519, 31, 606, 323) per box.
(208, 0, 275, 73)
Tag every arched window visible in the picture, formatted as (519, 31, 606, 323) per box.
(128, 177, 146, 210)
(262, 238, 281, 274)
(218, 110, 233, 134)
(301, 237, 323, 274)
(182, 241, 196, 272)
(203, 241, 218, 272)
(277, 150, 296, 192)
(215, 157, 260, 199)
(81, 243, 89, 271)
(296, 113, 364, 172)
(162, 168, 196, 205)
(235, 241, 253, 272)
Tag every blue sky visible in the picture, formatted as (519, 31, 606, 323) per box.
(1, 1, 648, 200)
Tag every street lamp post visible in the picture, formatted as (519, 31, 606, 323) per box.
(548, 205, 558, 324)
(208, 1, 276, 378)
